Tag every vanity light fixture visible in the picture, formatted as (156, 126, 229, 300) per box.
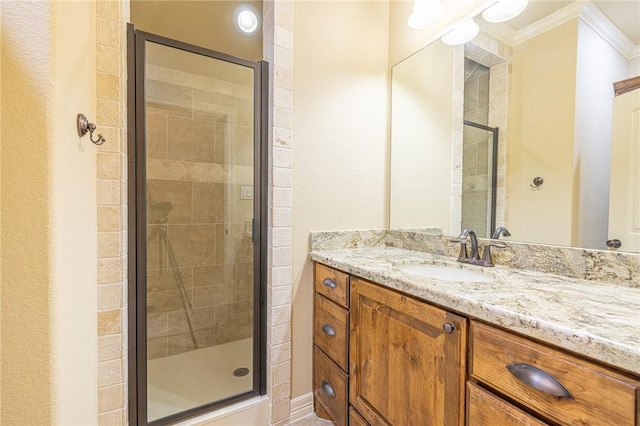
(482, 0, 529, 23)
(441, 19, 479, 45)
(233, 4, 260, 37)
(408, 0, 445, 29)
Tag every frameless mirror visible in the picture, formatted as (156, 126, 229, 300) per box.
(390, 0, 640, 253)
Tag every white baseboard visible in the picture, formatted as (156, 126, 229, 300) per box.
(289, 392, 314, 422)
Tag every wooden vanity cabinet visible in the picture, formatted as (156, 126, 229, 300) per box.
(469, 321, 640, 426)
(349, 277, 467, 426)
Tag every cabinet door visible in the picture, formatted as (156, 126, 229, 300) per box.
(350, 277, 467, 426)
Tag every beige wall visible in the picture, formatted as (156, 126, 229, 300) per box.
(131, 0, 263, 62)
(292, 0, 390, 399)
(507, 20, 579, 247)
(1, 1, 97, 424)
(390, 41, 455, 230)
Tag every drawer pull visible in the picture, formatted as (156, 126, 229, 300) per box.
(321, 380, 336, 398)
(322, 278, 337, 289)
(506, 363, 574, 399)
(322, 324, 336, 337)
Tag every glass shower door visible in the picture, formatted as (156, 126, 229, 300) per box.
(131, 30, 265, 425)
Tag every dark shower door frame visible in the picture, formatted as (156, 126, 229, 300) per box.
(462, 119, 499, 236)
(127, 25, 268, 426)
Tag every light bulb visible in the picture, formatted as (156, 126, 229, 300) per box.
(482, 0, 529, 23)
(408, 0, 444, 30)
(441, 19, 479, 45)
(233, 4, 260, 37)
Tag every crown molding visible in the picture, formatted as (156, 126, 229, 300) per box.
(479, 1, 638, 60)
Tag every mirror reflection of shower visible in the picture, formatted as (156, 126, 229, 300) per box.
(150, 201, 198, 349)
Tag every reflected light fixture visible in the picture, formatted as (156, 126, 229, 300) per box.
(233, 4, 260, 37)
(441, 19, 479, 45)
(408, 0, 444, 29)
(482, 0, 529, 23)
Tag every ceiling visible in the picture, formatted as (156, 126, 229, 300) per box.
(480, 0, 640, 45)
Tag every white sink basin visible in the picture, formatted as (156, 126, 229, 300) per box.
(394, 264, 492, 283)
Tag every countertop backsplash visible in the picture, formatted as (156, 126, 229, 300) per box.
(310, 229, 640, 287)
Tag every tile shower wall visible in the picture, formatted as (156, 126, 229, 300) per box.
(462, 59, 491, 236)
(144, 65, 255, 359)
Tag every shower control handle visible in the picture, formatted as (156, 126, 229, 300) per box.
(321, 324, 336, 337)
(321, 380, 336, 398)
(322, 278, 337, 289)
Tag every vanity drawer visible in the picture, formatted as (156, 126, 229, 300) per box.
(467, 381, 548, 426)
(470, 321, 640, 426)
(315, 263, 350, 308)
(314, 294, 349, 371)
(314, 346, 348, 426)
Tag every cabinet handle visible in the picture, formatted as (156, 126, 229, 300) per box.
(322, 278, 337, 289)
(506, 363, 573, 399)
(321, 380, 336, 398)
(443, 323, 456, 334)
(321, 324, 336, 337)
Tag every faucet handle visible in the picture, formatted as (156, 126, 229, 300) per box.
(480, 243, 507, 267)
(449, 239, 470, 263)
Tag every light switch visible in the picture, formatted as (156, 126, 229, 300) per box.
(240, 186, 254, 200)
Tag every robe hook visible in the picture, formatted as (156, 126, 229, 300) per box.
(77, 113, 106, 145)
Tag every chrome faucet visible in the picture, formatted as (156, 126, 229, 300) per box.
(457, 228, 480, 263)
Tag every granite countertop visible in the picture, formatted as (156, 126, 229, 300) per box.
(309, 246, 640, 376)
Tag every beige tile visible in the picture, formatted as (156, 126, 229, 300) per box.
(167, 116, 216, 163)
(147, 80, 192, 109)
(96, 45, 121, 75)
(147, 179, 193, 224)
(147, 268, 193, 315)
(98, 409, 123, 426)
(97, 98, 121, 127)
(97, 72, 121, 101)
(98, 383, 124, 413)
(193, 264, 234, 288)
(147, 313, 168, 339)
(215, 224, 253, 265)
(167, 224, 216, 267)
(98, 335, 123, 363)
(193, 285, 227, 308)
(235, 262, 253, 302)
(98, 206, 122, 233)
(147, 337, 168, 360)
(98, 309, 122, 336)
(214, 124, 253, 166)
(168, 306, 215, 334)
(97, 1, 120, 21)
(97, 17, 120, 48)
(167, 328, 215, 355)
(98, 359, 122, 388)
(192, 182, 225, 224)
(98, 284, 123, 310)
(98, 257, 123, 284)
(236, 98, 254, 127)
(146, 225, 168, 270)
(146, 112, 168, 159)
(146, 103, 191, 119)
(97, 179, 121, 206)
(98, 232, 121, 258)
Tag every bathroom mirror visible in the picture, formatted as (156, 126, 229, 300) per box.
(390, 0, 640, 253)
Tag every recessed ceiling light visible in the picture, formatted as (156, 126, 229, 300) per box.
(482, 0, 529, 23)
(233, 4, 260, 37)
(441, 19, 479, 45)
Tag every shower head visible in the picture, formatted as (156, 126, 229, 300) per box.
(150, 201, 173, 223)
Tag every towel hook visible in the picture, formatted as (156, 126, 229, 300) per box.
(77, 113, 106, 145)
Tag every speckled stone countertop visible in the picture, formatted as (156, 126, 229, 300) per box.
(309, 246, 640, 376)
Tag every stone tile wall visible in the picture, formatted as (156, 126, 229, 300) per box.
(96, 1, 129, 423)
(144, 65, 255, 358)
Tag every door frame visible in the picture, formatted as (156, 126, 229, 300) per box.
(127, 24, 268, 426)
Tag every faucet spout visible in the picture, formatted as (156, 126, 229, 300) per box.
(458, 228, 479, 262)
(492, 226, 511, 239)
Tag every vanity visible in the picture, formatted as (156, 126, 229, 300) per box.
(309, 238, 640, 426)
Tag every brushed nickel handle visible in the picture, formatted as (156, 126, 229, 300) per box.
(321, 380, 336, 398)
(322, 278, 337, 289)
(506, 363, 573, 399)
(443, 323, 456, 334)
(321, 324, 336, 337)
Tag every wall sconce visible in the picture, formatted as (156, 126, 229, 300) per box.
(482, 0, 529, 23)
(441, 19, 479, 45)
(408, 0, 444, 29)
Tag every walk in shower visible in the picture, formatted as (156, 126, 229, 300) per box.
(462, 58, 498, 238)
(128, 28, 267, 425)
